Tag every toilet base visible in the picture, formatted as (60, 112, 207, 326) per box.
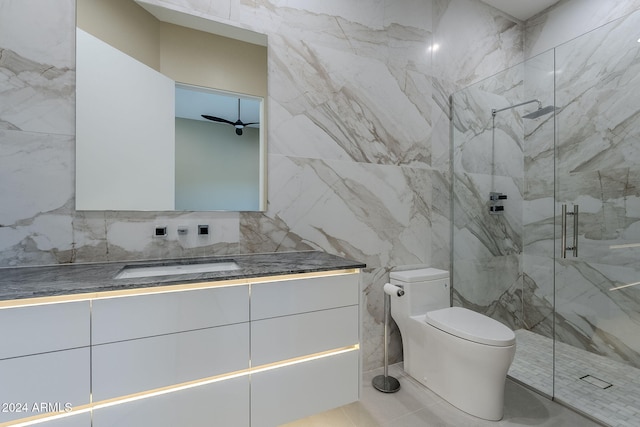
(404, 317, 515, 421)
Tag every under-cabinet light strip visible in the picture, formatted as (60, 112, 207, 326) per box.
(0, 344, 359, 427)
(609, 243, 640, 249)
(0, 269, 360, 310)
(0, 406, 93, 427)
(609, 281, 640, 291)
(250, 344, 359, 375)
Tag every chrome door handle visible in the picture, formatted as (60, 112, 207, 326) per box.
(562, 204, 578, 258)
(572, 205, 579, 257)
(562, 204, 567, 258)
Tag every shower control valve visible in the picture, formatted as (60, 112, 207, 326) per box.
(489, 192, 507, 215)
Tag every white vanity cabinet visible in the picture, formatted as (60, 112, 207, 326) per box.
(250, 273, 361, 427)
(33, 414, 93, 427)
(91, 376, 249, 427)
(251, 350, 360, 427)
(91, 285, 250, 427)
(0, 265, 361, 427)
(0, 302, 91, 425)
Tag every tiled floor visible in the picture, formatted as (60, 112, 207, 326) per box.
(510, 329, 640, 427)
(282, 363, 601, 426)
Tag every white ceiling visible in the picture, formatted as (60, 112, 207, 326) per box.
(480, 0, 562, 21)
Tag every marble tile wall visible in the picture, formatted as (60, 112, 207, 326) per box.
(451, 62, 526, 328)
(453, 0, 640, 373)
(538, 7, 640, 367)
(0, 0, 524, 371)
(524, 0, 640, 59)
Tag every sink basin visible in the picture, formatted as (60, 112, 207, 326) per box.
(115, 261, 240, 279)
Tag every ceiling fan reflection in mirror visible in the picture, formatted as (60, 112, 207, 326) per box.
(202, 98, 258, 135)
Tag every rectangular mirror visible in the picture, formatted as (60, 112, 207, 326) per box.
(75, 0, 267, 211)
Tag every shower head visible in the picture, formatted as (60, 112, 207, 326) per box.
(522, 105, 558, 119)
(492, 99, 541, 117)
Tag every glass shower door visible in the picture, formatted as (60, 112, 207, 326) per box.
(450, 47, 558, 399)
(519, 48, 556, 399)
(553, 10, 640, 425)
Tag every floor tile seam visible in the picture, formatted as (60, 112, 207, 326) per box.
(365, 372, 450, 419)
(337, 406, 360, 427)
(347, 387, 424, 427)
(379, 406, 434, 427)
(394, 377, 449, 409)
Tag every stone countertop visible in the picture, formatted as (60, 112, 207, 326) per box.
(0, 251, 366, 301)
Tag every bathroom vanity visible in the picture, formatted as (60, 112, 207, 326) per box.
(0, 251, 364, 427)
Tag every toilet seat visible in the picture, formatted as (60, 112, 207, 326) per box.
(424, 307, 515, 347)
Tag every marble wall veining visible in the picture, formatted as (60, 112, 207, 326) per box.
(453, 0, 640, 376)
(524, 0, 640, 59)
(547, 8, 640, 366)
(451, 60, 526, 329)
(0, 0, 524, 371)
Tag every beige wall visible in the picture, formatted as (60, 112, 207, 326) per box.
(160, 23, 267, 98)
(76, 0, 160, 69)
(76, 0, 267, 98)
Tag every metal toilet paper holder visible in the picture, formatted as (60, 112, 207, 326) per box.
(372, 283, 404, 393)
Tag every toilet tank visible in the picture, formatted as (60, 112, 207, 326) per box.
(390, 268, 450, 315)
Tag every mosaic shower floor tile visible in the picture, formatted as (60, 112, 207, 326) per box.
(510, 329, 640, 427)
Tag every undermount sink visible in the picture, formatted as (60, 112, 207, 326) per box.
(115, 261, 240, 279)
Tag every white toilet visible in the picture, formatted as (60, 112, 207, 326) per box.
(388, 268, 516, 421)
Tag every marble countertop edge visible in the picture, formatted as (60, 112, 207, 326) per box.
(0, 251, 366, 302)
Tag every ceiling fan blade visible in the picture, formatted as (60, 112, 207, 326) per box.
(201, 115, 235, 125)
(201, 100, 257, 136)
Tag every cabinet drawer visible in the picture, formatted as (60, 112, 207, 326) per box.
(92, 284, 248, 344)
(251, 350, 359, 427)
(0, 348, 90, 423)
(251, 273, 359, 320)
(0, 301, 90, 359)
(92, 376, 249, 427)
(37, 413, 92, 427)
(92, 323, 249, 401)
(251, 305, 359, 366)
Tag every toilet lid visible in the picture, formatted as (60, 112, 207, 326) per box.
(425, 307, 515, 346)
(390, 268, 449, 283)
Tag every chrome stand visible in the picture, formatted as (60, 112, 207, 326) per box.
(372, 290, 400, 393)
